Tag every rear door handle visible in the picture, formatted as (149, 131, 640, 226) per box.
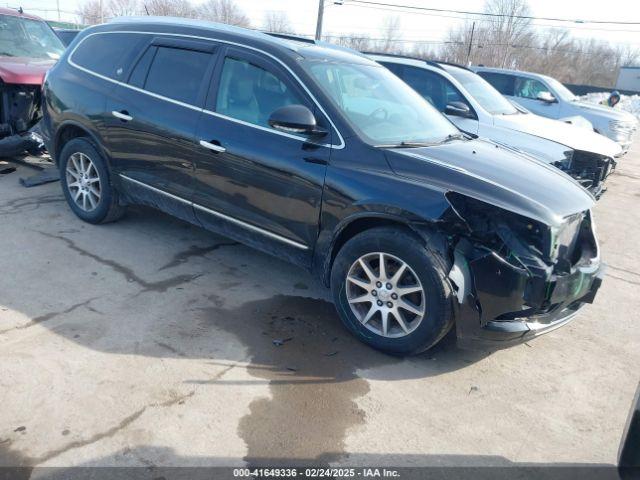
(199, 140, 226, 153)
(112, 110, 133, 122)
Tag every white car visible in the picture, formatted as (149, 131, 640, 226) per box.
(368, 54, 622, 198)
(474, 66, 638, 152)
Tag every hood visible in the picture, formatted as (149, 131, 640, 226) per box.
(494, 112, 622, 158)
(0, 56, 56, 85)
(559, 115, 593, 130)
(572, 99, 638, 123)
(385, 138, 594, 228)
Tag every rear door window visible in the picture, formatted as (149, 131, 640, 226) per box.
(143, 46, 213, 105)
(128, 46, 156, 88)
(477, 72, 515, 95)
(380, 62, 405, 77)
(71, 32, 146, 80)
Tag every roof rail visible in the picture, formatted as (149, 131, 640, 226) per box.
(435, 61, 474, 72)
(362, 51, 448, 70)
(264, 32, 316, 44)
(362, 51, 425, 62)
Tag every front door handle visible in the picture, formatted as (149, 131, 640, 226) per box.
(199, 140, 226, 153)
(112, 110, 133, 122)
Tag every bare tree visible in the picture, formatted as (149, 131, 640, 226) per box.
(444, 0, 534, 67)
(199, 0, 250, 27)
(77, 0, 103, 24)
(377, 16, 402, 53)
(108, 0, 139, 18)
(263, 11, 293, 34)
(442, 23, 478, 64)
(332, 34, 373, 52)
(144, 0, 195, 17)
(484, 0, 533, 67)
(411, 42, 442, 61)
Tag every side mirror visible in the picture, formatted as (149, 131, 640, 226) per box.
(537, 91, 557, 103)
(445, 101, 473, 118)
(268, 105, 327, 136)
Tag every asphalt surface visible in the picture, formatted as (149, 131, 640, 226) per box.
(0, 142, 639, 471)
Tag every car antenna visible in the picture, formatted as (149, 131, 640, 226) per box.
(144, 4, 150, 15)
(18, 6, 24, 13)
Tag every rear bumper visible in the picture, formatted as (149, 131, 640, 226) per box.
(454, 246, 605, 349)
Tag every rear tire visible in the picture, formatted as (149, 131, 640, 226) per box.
(59, 138, 125, 224)
(331, 226, 454, 355)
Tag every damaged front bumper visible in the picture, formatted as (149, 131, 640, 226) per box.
(449, 223, 604, 349)
(0, 79, 45, 157)
(0, 128, 44, 158)
(454, 250, 604, 348)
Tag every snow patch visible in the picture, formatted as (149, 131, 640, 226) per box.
(578, 92, 640, 120)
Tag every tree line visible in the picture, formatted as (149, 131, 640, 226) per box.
(77, 0, 638, 88)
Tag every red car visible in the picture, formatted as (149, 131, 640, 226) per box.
(0, 8, 65, 156)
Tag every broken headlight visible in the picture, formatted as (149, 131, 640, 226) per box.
(445, 192, 552, 261)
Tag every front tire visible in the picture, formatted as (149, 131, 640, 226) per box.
(331, 227, 454, 355)
(59, 138, 124, 224)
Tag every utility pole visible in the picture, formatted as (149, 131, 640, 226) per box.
(56, 0, 60, 21)
(465, 21, 475, 65)
(99, 0, 104, 23)
(315, 0, 324, 41)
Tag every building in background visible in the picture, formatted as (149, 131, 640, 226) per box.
(616, 67, 640, 92)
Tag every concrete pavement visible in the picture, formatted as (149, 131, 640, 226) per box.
(0, 143, 639, 470)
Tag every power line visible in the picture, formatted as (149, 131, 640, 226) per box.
(323, 34, 634, 56)
(340, 2, 640, 34)
(346, 0, 640, 26)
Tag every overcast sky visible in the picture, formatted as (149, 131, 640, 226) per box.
(15, 0, 640, 48)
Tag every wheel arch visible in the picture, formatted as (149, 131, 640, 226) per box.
(54, 120, 110, 168)
(319, 212, 451, 288)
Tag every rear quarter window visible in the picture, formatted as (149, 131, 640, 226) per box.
(71, 32, 146, 80)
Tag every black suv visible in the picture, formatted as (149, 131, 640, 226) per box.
(41, 18, 605, 355)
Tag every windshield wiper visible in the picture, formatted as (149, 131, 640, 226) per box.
(437, 133, 466, 144)
(377, 141, 437, 148)
(378, 134, 467, 149)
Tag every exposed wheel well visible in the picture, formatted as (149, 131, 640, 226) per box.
(54, 125, 91, 165)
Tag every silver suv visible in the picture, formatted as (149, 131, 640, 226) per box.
(474, 66, 638, 152)
(369, 54, 621, 197)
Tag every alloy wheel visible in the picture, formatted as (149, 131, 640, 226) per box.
(66, 152, 101, 212)
(345, 252, 426, 338)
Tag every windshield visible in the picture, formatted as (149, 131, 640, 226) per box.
(303, 60, 460, 146)
(544, 76, 576, 102)
(0, 14, 65, 59)
(446, 67, 518, 115)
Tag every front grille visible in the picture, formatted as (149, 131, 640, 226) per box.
(610, 120, 638, 142)
(568, 150, 611, 192)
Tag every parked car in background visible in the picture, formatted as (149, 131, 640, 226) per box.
(41, 18, 605, 354)
(54, 28, 81, 47)
(474, 66, 639, 152)
(0, 7, 65, 156)
(369, 54, 622, 198)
